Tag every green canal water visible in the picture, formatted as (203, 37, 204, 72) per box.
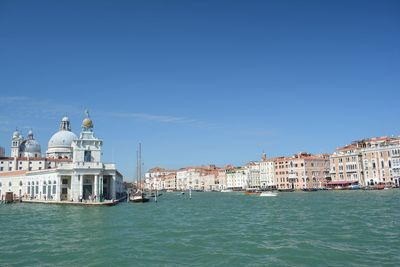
(1, 190, 399, 266)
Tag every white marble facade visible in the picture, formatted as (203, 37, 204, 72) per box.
(0, 114, 124, 201)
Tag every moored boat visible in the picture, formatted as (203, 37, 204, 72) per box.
(278, 189, 294, 192)
(130, 143, 150, 203)
(130, 191, 149, 203)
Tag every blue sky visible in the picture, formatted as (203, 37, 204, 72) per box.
(0, 0, 399, 180)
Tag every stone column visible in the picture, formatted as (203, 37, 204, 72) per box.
(79, 175, 83, 200)
(111, 175, 116, 199)
(100, 175, 103, 198)
(94, 175, 99, 201)
(56, 175, 61, 201)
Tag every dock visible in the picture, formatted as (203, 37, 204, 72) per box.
(20, 196, 126, 206)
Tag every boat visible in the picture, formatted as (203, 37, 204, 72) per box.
(130, 143, 149, 203)
(130, 191, 149, 203)
(260, 191, 278, 197)
(348, 184, 361, 190)
(302, 188, 318, 192)
(221, 189, 233, 193)
(278, 188, 294, 192)
(244, 188, 261, 195)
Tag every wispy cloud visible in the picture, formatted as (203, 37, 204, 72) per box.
(0, 96, 216, 130)
(0, 96, 82, 119)
(107, 111, 214, 129)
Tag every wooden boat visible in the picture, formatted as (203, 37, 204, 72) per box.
(244, 188, 261, 195)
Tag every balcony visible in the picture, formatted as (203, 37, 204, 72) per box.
(73, 162, 103, 169)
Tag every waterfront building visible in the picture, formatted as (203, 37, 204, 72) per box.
(0, 114, 124, 201)
(175, 165, 218, 191)
(163, 173, 177, 191)
(215, 166, 235, 191)
(330, 136, 400, 187)
(226, 167, 248, 190)
(247, 162, 260, 188)
(144, 167, 177, 190)
(259, 153, 276, 189)
(273, 153, 330, 190)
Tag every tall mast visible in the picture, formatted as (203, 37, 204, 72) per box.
(139, 143, 142, 189)
(136, 149, 139, 190)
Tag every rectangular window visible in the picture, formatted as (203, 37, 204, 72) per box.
(43, 186, 46, 194)
(53, 185, 56, 194)
(84, 151, 92, 162)
(35, 186, 39, 194)
(62, 179, 68, 185)
(62, 188, 68, 194)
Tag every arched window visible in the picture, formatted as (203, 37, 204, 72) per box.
(9, 181, 12, 187)
(19, 181, 23, 186)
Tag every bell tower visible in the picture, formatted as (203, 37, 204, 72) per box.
(72, 111, 103, 164)
(11, 129, 22, 157)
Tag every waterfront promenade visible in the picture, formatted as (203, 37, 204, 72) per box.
(20, 198, 123, 206)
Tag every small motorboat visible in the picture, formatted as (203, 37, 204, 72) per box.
(260, 191, 278, 197)
(221, 189, 233, 193)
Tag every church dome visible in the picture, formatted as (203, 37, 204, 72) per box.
(20, 139, 41, 154)
(19, 130, 41, 157)
(48, 130, 77, 148)
(46, 116, 77, 159)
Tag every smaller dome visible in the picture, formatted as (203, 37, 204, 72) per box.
(13, 130, 20, 139)
(82, 118, 93, 129)
(20, 139, 41, 155)
(62, 116, 69, 122)
(28, 130, 33, 137)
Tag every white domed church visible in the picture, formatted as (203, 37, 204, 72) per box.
(0, 113, 124, 203)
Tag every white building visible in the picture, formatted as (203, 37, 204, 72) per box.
(247, 162, 260, 188)
(226, 167, 248, 189)
(259, 159, 275, 189)
(0, 114, 124, 202)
